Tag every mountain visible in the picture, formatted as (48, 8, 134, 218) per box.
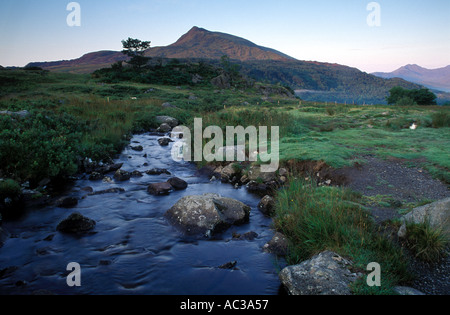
(146, 26, 295, 62)
(27, 50, 125, 74)
(27, 27, 294, 72)
(26, 26, 425, 104)
(373, 64, 450, 92)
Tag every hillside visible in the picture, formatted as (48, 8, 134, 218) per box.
(237, 60, 422, 104)
(25, 26, 426, 104)
(373, 64, 450, 93)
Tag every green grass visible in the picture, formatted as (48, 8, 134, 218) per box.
(404, 221, 448, 262)
(273, 178, 412, 295)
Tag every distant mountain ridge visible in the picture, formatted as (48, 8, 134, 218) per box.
(373, 64, 450, 92)
(27, 26, 429, 104)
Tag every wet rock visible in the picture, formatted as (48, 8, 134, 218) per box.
(89, 188, 125, 196)
(195, 165, 220, 179)
(258, 195, 275, 216)
(102, 176, 113, 183)
(43, 234, 55, 242)
(232, 231, 258, 241)
(95, 163, 123, 175)
(55, 196, 78, 208)
(220, 163, 240, 183)
(114, 169, 131, 181)
(246, 181, 270, 196)
(155, 116, 179, 128)
(167, 177, 188, 190)
(89, 172, 103, 181)
(158, 137, 174, 146)
(130, 145, 144, 152)
(165, 193, 250, 237)
(247, 166, 277, 183)
(81, 186, 94, 193)
(279, 251, 359, 295)
(157, 123, 172, 133)
(146, 168, 171, 176)
(218, 261, 237, 270)
(56, 212, 96, 233)
(131, 170, 143, 177)
(263, 232, 288, 256)
(147, 182, 173, 195)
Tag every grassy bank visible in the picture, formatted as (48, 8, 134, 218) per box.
(272, 178, 413, 294)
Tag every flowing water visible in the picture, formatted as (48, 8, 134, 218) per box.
(0, 133, 283, 295)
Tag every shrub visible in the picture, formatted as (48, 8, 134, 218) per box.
(0, 111, 83, 184)
(396, 96, 417, 107)
(431, 111, 450, 128)
(132, 111, 159, 132)
(0, 179, 21, 201)
(326, 106, 336, 116)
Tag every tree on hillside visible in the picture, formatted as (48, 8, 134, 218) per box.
(121, 38, 151, 69)
(387, 87, 437, 105)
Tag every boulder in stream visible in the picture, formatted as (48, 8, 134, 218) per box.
(165, 193, 251, 237)
(146, 168, 171, 176)
(167, 177, 188, 190)
(113, 169, 131, 181)
(56, 212, 96, 234)
(55, 196, 78, 208)
(158, 137, 174, 146)
(148, 182, 173, 195)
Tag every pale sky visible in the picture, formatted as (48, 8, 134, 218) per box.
(0, 0, 449, 73)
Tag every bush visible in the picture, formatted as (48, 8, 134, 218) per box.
(431, 111, 450, 128)
(0, 179, 21, 201)
(396, 96, 417, 107)
(132, 111, 159, 132)
(0, 111, 83, 184)
(387, 87, 437, 106)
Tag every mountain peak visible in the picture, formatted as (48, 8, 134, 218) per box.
(372, 64, 450, 92)
(151, 26, 295, 62)
(401, 64, 425, 72)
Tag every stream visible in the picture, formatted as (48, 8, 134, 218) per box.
(0, 132, 283, 295)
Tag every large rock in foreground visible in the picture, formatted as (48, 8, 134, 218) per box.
(279, 251, 359, 295)
(398, 197, 450, 240)
(165, 193, 250, 237)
